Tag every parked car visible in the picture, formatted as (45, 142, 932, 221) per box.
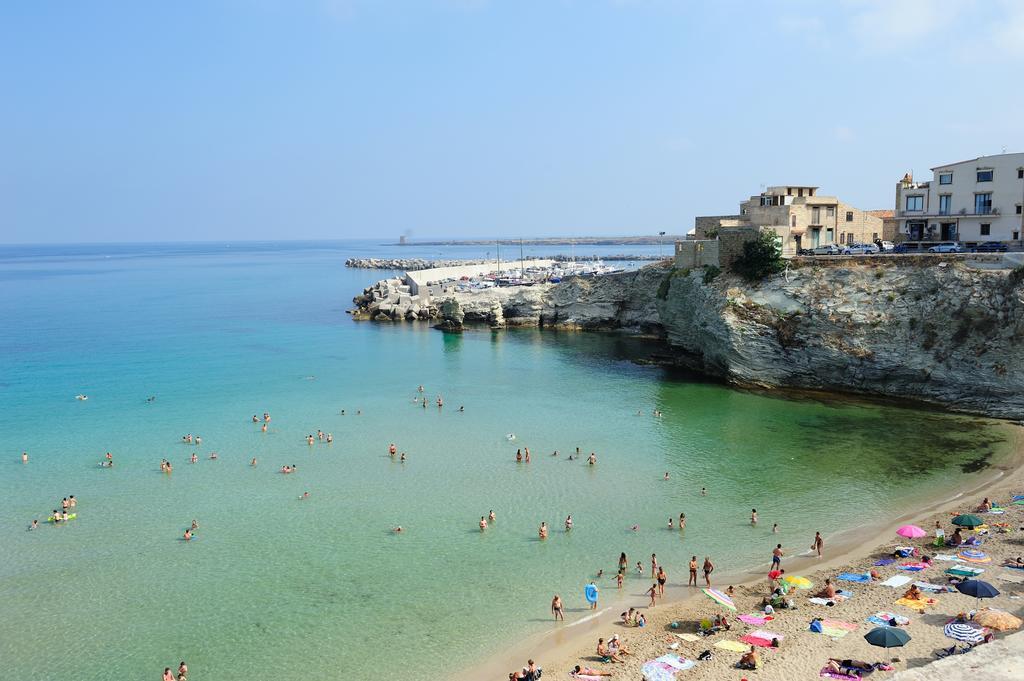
(879, 241, 895, 252)
(811, 244, 842, 255)
(892, 243, 911, 254)
(843, 243, 879, 255)
(972, 241, 1008, 252)
(927, 242, 963, 253)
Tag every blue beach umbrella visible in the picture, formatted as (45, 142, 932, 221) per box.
(955, 579, 999, 608)
(864, 626, 911, 648)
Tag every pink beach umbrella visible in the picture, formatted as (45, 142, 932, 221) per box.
(896, 525, 927, 539)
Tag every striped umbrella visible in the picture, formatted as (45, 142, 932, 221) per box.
(701, 588, 736, 611)
(958, 549, 992, 564)
(943, 621, 986, 644)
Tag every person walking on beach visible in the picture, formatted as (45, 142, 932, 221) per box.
(551, 594, 564, 621)
(656, 566, 667, 596)
(688, 556, 698, 586)
(771, 544, 784, 569)
(646, 582, 657, 607)
(702, 556, 714, 587)
(812, 531, 824, 557)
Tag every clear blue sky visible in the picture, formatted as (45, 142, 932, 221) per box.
(3, 1, 1022, 244)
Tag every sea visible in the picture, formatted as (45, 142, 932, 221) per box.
(0, 240, 1011, 681)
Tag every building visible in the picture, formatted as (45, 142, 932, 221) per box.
(864, 209, 899, 241)
(894, 152, 1024, 245)
(694, 186, 884, 257)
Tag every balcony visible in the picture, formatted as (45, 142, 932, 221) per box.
(898, 207, 1000, 218)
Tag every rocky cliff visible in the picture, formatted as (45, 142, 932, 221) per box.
(353, 259, 1024, 418)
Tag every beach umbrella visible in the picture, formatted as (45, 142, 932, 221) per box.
(951, 514, 983, 528)
(701, 588, 736, 611)
(896, 525, 926, 539)
(782, 575, 813, 590)
(943, 621, 987, 644)
(972, 609, 1022, 631)
(958, 549, 992, 564)
(864, 626, 911, 648)
(955, 579, 999, 600)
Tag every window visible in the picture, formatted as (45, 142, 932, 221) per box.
(846, 211, 854, 222)
(939, 172, 953, 184)
(938, 195, 952, 215)
(977, 169, 994, 182)
(905, 196, 923, 211)
(791, 215, 797, 227)
(1019, 169, 1023, 179)
(812, 207, 820, 223)
(1015, 231, 1020, 240)
(826, 206, 835, 218)
(980, 224, 991, 236)
(975, 193, 992, 214)
(1017, 205, 1022, 215)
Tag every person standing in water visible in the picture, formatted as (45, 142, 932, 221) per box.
(771, 544, 783, 569)
(565, 515, 573, 531)
(587, 452, 596, 465)
(679, 513, 686, 530)
(646, 582, 657, 606)
(751, 509, 758, 525)
(551, 594, 564, 621)
(688, 556, 698, 586)
(22, 451, 28, 463)
(812, 531, 824, 557)
(702, 556, 714, 587)
(618, 552, 628, 575)
(479, 516, 488, 531)
(656, 566, 667, 596)
(488, 510, 496, 523)
(650, 553, 659, 579)
(538, 522, 548, 539)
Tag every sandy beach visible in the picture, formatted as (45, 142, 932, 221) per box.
(464, 425, 1024, 681)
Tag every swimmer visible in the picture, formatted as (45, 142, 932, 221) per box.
(341, 409, 346, 415)
(751, 509, 758, 525)
(668, 518, 673, 529)
(30, 519, 38, 530)
(307, 435, 314, 445)
(422, 400, 426, 409)
(588, 452, 596, 465)
(773, 523, 779, 533)
(190, 453, 197, 464)
(663, 472, 669, 480)
(261, 423, 267, 432)
(480, 516, 488, 531)
(300, 492, 310, 500)
(253, 415, 259, 423)
(552, 450, 558, 456)
(106, 452, 113, 460)
(506, 433, 516, 441)
(630, 524, 639, 532)
(700, 487, 707, 496)
(417, 385, 424, 393)
(178, 661, 188, 681)
(183, 529, 192, 541)
(389, 443, 397, 456)
(393, 526, 403, 533)
(539, 522, 548, 539)
(516, 449, 523, 463)
(635, 561, 643, 574)
(69, 496, 76, 507)
(679, 512, 686, 529)
(191, 520, 198, 530)
(326, 433, 333, 443)
(436, 396, 443, 407)
(209, 452, 217, 460)
(458, 405, 464, 412)
(596, 569, 603, 578)
(565, 515, 573, 531)
(21, 451, 28, 463)
(251, 457, 257, 466)
(195, 436, 201, 445)
(524, 448, 530, 463)
(356, 410, 361, 415)
(263, 412, 270, 422)
(488, 510, 496, 522)
(616, 572, 623, 588)
(400, 452, 406, 462)
(317, 430, 324, 441)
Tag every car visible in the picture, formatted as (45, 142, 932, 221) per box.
(843, 243, 879, 255)
(927, 242, 963, 253)
(879, 241, 895, 252)
(811, 244, 842, 255)
(972, 241, 1008, 252)
(892, 243, 911, 254)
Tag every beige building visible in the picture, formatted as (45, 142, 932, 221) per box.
(694, 186, 884, 256)
(894, 152, 1024, 245)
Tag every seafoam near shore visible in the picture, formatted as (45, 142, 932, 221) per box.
(463, 426, 1024, 681)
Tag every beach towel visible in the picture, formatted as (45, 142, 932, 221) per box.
(945, 566, 985, 577)
(873, 558, 895, 566)
(934, 554, 964, 562)
(997, 571, 1024, 584)
(866, 611, 909, 627)
(820, 619, 857, 638)
(641, 661, 678, 681)
(571, 674, 606, 681)
(879, 575, 912, 588)
(898, 562, 930, 571)
(737, 614, 771, 626)
(838, 572, 871, 583)
(740, 630, 782, 647)
(837, 589, 854, 598)
(913, 581, 954, 593)
(894, 596, 937, 611)
(809, 598, 836, 606)
(674, 633, 701, 642)
(820, 669, 859, 681)
(656, 655, 695, 671)
(713, 640, 749, 652)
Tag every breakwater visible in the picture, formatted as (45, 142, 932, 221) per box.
(345, 254, 664, 270)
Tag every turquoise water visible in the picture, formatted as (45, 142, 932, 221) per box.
(0, 242, 1009, 681)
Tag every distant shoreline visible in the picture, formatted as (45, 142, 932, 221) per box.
(393, 236, 683, 247)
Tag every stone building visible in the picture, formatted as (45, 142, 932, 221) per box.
(694, 185, 884, 256)
(894, 152, 1024, 245)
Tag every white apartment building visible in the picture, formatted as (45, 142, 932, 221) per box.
(895, 152, 1024, 244)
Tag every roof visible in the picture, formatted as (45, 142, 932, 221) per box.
(866, 209, 895, 219)
(930, 151, 1024, 171)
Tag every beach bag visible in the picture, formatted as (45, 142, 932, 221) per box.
(697, 650, 713, 661)
(809, 619, 823, 633)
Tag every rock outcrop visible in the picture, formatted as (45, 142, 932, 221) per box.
(434, 298, 465, 332)
(352, 259, 1024, 419)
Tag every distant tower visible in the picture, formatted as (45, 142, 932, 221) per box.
(399, 235, 407, 245)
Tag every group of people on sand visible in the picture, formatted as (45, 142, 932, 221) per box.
(595, 634, 633, 663)
(162, 661, 187, 681)
(507, 658, 541, 680)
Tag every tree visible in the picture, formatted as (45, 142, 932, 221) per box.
(731, 230, 784, 282)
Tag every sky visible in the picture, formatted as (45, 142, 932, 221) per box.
(2, 0, 1023, 244)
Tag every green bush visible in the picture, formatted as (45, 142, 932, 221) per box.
(731, 230, 784, 282)
(1009, 265, 1024, 287)
(702, 265, 721, 284)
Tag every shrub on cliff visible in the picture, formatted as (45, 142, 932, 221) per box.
(731, 231, 784, 282)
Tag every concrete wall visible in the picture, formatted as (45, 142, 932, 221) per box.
(404, 259, 555, 296)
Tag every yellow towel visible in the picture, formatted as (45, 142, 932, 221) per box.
(894, 597, 936, 611)
(674, 633, 701, 642)
(714, 640, 750, 652)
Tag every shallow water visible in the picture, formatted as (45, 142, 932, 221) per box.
(0, 241, 1009, 680)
